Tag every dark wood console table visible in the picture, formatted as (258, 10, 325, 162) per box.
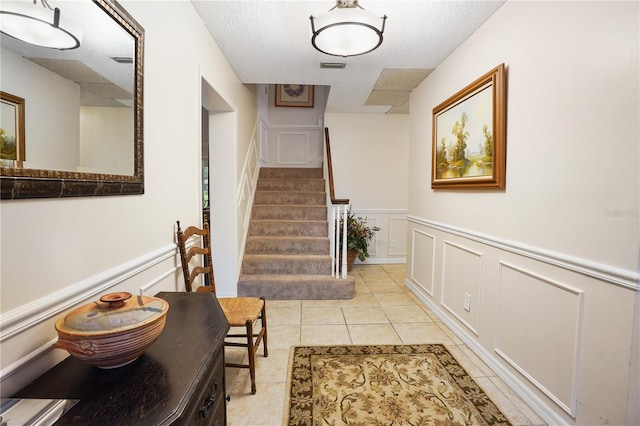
(12, 292, 230, 425)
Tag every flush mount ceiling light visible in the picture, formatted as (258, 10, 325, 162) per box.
(0, 0, 81, 50)
(310, 0, 386, 58)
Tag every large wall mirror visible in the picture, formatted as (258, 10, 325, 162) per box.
(0, 0, 144, 199)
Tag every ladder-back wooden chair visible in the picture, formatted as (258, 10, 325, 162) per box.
(176, 220, 268, 394)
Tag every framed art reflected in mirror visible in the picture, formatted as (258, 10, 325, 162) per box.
(0, 91, 25, 169)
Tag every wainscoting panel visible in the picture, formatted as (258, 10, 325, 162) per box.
(388, 216, 407, 256)
(277, 132, 309, 164)
(441, 241, 483, 335)
(266, 125, 323, 168)
(410, 229, 435, 296)
(496, 262, 584, 417)
(259, 120, 268, 164)
(238, 128, 259, 265)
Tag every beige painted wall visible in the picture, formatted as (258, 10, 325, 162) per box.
(407, 1, 639, 425)
(0, 1, 257, 397)
(324, 113, 410, 209)
(325, 113, 411, 263)
(79, 106, 134, 175)
(1, 47, 80, 171)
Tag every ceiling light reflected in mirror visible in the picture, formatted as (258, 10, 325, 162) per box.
(0, 1, 82, 50)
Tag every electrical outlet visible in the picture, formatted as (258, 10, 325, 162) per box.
(464, 293, 471, 312)
(390, 239, 397, 248)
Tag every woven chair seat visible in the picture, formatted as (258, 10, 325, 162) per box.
(219, 297, 265, 327)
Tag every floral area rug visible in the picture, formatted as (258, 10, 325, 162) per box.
(284, 344, 512, 426)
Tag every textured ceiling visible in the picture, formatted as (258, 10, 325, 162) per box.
(191, 0, 505, 114)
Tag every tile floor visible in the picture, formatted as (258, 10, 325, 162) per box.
(224, 264, 546, 426)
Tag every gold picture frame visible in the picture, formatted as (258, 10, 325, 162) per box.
(0, 91, 25, 168)
(275, 84, 314, 108)
(432, 64, 506, 189)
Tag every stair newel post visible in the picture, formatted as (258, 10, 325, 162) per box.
(334, 205, 340, 278)
(330, 206, 336, 278)
(341, 205, 349, 278)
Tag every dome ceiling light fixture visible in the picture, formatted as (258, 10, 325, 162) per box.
(310, 0, 386, 58)
(0, 0, 81, 50)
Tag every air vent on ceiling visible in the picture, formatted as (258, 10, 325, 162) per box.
(111, 56, 134, 64)
(320, 62, 346, 69)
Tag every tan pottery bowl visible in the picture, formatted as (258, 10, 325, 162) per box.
(54, 292, 169, 368)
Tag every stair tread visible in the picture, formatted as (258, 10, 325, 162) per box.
(254, 204, 327, 209)
(238, 274, 352, 281)
(251, 219, 327, 224)
(255, 203, 327, 209)
(247, 235, 328, 240)
(258, 180, 324, 182)
(256, 189, 325, 192)
(243, 254, 329, 259)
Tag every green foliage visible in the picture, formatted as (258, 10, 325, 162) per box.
(436, 139, 449, 173)
(0, 127, 17, 160)
(451, 112, 470, 166)
(339, 211, 380, 261)
(482, 124, 493, 164)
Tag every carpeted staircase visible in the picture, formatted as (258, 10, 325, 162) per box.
(237, 167, 355, 300)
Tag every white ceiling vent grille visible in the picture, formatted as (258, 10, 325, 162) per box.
(320, 62, 346, 69)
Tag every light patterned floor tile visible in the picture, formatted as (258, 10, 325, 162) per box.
(268, 305, 301, 325)
(300, 324, 352, 345)
(342, 306, 389, 324)
(301, 306, 345, 324)
(340, 292, 379, 307)
(439, 324, 464, 345)
(393, 322, 456, 344)
(253, 348, 290, 383)
(354, 281, 371, 293)
(365, 280, 405, 293)
(373, 291, 416, 306)
(382, 264, 406, 273)
(360, 275, 394, 284)
(301, 298, 343, 307)
(383, 305, 434, 323)
(266, 299, 301, 308)
(266, 325, 300, 349)
(348, 324, 402, 344)
(227, 381, 287, 425)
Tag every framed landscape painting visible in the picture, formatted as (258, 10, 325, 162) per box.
(432, 64, 506, 189)
(275, 84, 314, 108)
(0, 91, 25, 168)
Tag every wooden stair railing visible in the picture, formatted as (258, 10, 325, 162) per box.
(324, 127, 349, 205)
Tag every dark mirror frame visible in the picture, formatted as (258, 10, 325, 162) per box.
(0, 0, 144, 199)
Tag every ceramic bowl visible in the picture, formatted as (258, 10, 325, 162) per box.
(54, 292, 169, 368)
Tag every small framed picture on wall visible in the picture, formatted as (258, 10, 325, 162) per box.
(275, 84, 314, 108)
